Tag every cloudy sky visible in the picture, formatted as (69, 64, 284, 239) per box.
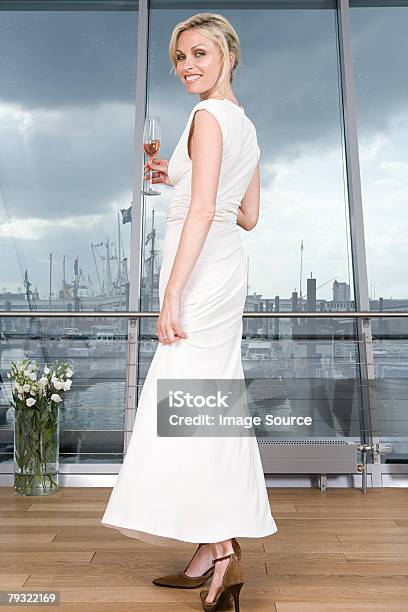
(0, 3, 406, 303)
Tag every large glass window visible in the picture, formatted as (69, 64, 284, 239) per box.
(0, 2, 138, 464)
(147, 1, 352, 312)
(2, 0, 405, 470)
(144, 1, 361, 444)
(350, 1, 407, 312)
(350, 1, 408, 462)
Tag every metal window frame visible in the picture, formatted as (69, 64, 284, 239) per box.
(125, 0, 148, 453)
(336, 0, 378, 460)
(0, 309, 406, 487)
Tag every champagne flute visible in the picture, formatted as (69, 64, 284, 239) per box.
(141, 115, 161, 196)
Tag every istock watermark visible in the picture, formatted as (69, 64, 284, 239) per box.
(157, 379, 314, 437)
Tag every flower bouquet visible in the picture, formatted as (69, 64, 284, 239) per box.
(7, 358, 73, 496)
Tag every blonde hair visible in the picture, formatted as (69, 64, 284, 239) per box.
(168, 12, 241, 97)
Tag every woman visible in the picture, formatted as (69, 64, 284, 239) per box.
(101, 12, 278, 611)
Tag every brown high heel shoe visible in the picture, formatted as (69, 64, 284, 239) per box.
(152, 538, 241, 589)
(200, 552, 244, 612)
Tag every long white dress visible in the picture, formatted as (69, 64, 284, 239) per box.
(101, 98, 278, 547)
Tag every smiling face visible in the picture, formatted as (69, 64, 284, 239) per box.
(175, 29, 231, 98)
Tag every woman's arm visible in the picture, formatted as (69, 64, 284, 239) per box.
(236, 206, 254, 231)
(165, 109, 222, 295)
(236, 163, 260, 231)
(157, 108, 223, 344)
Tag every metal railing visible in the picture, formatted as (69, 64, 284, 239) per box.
(1, 311, 407, 318)
(1, 310, 406, 491)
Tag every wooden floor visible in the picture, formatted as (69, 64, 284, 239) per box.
(0, 487, 408, 611)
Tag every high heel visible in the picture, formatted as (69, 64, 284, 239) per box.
(152, 538, 241, 589)
(227, 583, 243, 612)
(199, 552, 244, 612)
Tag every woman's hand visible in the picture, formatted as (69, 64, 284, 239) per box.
(144, 158, 174, 187)
(157, 290, 188, 345)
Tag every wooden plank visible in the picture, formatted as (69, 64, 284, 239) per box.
(1, 486, 407, 610)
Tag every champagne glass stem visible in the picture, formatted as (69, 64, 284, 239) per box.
(149, 156, 154, 190)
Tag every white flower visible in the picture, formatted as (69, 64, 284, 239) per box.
(66, 368, 73, 378)
(51, 376, 57, 385)
(23, 369, 30, 376)
(51, 393, 62, 403)
(17, 393, 23, 400)
(26, 397, 36, 407)
(39, 377, 48, 386)
(7, 372, 11, 379)
(62, 379, 72, 391)
(29, 372, 37, 381)
(53, 381, 63, 390)
(23, 384, 31, 393)
(43, 366, 50, 375)
(30, 387, 37, 396)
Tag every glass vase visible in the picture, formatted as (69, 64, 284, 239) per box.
(13, 401, 60, 496)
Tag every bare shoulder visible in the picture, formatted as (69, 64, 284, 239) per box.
(187, 101, 224, 159)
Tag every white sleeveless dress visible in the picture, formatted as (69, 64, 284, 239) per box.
(101, 98, 278, 547)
